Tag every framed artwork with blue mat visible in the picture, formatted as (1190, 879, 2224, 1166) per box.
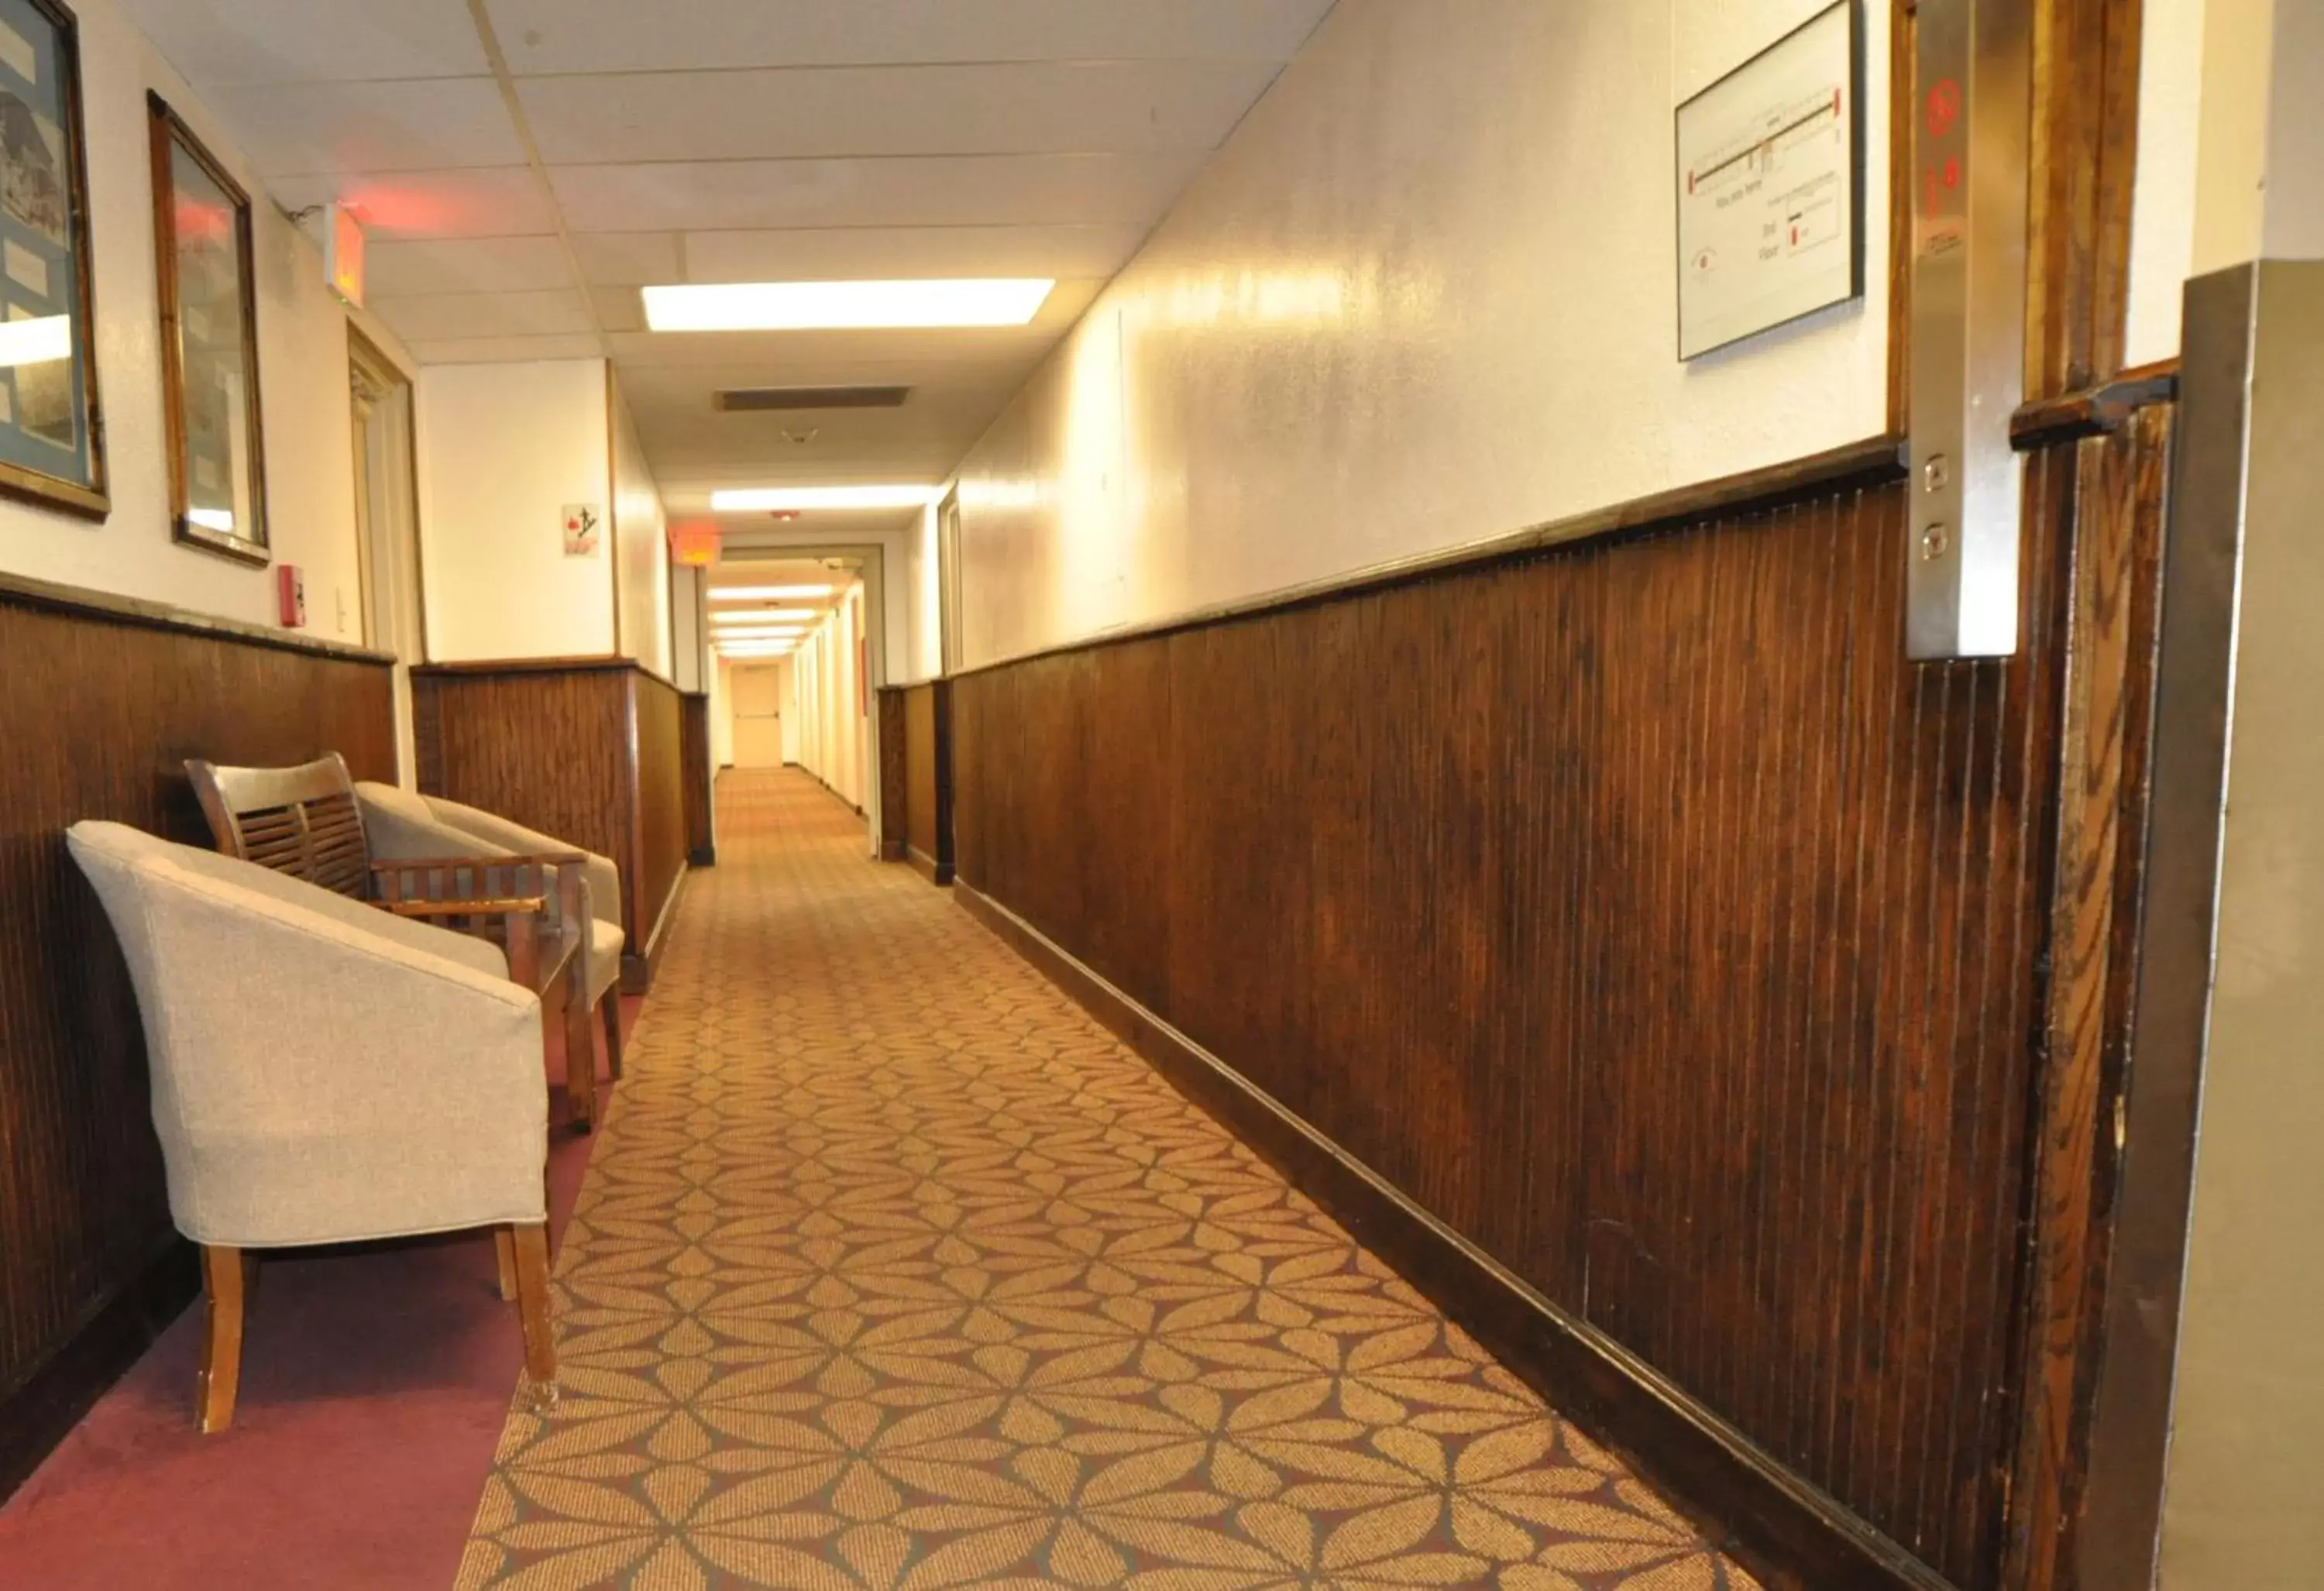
(0, 0, 104, 518)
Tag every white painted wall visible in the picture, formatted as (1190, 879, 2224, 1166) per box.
(791, 581, 867, 809)
(2259, 0, 2324, 260)
(779, 655, 801, 765)
(415, 359, 615, 661)
(2127, 0, 2212, 363)
(945, 0, 2229, 662)
(902, 500, 941, 682)
(709, 654, 734, 768)
(0, 0, 415, 637)
(610, 373, 672, 678)
(948, 0, 1895, 665)
(669, 563, 705, 692)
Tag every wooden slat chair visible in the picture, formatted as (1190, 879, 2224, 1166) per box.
(185, 754, 601, 1129)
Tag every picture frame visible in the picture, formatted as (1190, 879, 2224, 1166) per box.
(1673, 0, 1865, 360)
(0, 0, 107, 517)
(150, 91, 267, 564)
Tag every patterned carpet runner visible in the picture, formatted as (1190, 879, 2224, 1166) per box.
(457, 769, 1759, 1589)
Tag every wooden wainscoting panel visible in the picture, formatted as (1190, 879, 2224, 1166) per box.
(900, 682, 955, 883)
(948, 448, 2157, 1588)
(877, 688, 909, 863)
(0, 587, 394, 1498)
(410, 658, 692, 987)
(681, 692, 715, 867)
(411, 665, 632, 914)
(632, 672, 687, 968)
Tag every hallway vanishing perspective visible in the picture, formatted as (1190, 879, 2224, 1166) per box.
(457, 771, 1756, 1589)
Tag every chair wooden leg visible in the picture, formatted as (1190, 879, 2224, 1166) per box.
(600, 990, 624, 1082)
(564, 990, 596, 1132)
(494, 1228, 519, 1301)
(510, 1223, 557, 1400)
(197, 1245, 246, 1435)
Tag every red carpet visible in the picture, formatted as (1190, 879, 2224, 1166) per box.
(0, 995, 640, 1589)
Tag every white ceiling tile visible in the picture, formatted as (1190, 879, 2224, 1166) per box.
(641, 414, 1006, 462)
(549, 153, 1205, 233)
(590, 285, 648, 333)
(120, 0, 488, 85)
(518, 60, 1281, 165)
(679, 225, 1147, 284)
(607, 327, 1069, 369)
(704, 509, 924, 538)
(634, 383, 1026, 431)
(569, 232, 685, 285)
(366, 236, 576, 296)
(407, 334, 607, 364)
(270, 169, 555, 239)
(486, 0, 1335, 72)
(614, 359, 1036, 407)
(208, 79, 523, 175)
(373, 289, 597, 342)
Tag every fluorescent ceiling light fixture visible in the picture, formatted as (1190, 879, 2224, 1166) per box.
(718, 644, 796, 658)
(712, 608, 816, 625)
(645, 278, 1053, 332)
(713, 627, 807, 641)
(0, 314, 70, 367)
(711, 485, 942, 513)
(710, 585, 835, 601)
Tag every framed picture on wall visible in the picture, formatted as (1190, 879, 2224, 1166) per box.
(150, 92, 267, 563)
(0, 0, 107, 517)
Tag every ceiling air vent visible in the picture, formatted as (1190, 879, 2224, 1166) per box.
(715, 385, 910, 412)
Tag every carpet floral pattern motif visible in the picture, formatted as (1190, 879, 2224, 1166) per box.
(458, 772, 1760, 1590)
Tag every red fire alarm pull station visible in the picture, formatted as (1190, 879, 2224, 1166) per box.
(277, 564, 306, 629)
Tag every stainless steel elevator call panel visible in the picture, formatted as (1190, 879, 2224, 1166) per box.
(1906, 0, 2031, 660)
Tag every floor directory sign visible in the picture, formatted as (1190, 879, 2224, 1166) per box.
(1676, 2, 1863, 359)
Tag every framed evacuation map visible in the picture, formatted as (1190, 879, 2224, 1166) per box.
(1675, 2, 1864, 360)
(151, 92, 268, 563)
(0, 0, 105, 516)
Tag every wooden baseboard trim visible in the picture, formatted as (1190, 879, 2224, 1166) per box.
(688, 844, 716, 868)
(0, 1238, 199, 1504)
(953, 879, 1954, 1591)
(623, 868, 689, 994)
(906, 847, 954, 887)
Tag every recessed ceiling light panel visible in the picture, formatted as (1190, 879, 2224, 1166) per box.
(710, 585, 836, 601)
(712, 608, 816, 625)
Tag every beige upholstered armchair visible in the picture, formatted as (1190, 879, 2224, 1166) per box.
(66, 821, 557, 1433)
(354, 782, 627, 1087)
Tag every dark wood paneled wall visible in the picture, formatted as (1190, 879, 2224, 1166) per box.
(951, 413, 2176, 1590)
(0, 576, 394, 1499)
(902, 681, 953, 884)
(411, 658, 688, 987)
(632, 672, 687, 962)
(876, 687, 909, 862)
(680, 691, 715, 866)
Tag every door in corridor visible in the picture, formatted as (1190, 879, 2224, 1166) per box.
(731, 664, 784, 768)
(349, 330, 423, 783)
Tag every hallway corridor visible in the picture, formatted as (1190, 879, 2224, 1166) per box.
(456, 771, 1755, 1589)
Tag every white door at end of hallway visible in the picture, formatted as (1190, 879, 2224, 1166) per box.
(732, 665, 785, 768)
